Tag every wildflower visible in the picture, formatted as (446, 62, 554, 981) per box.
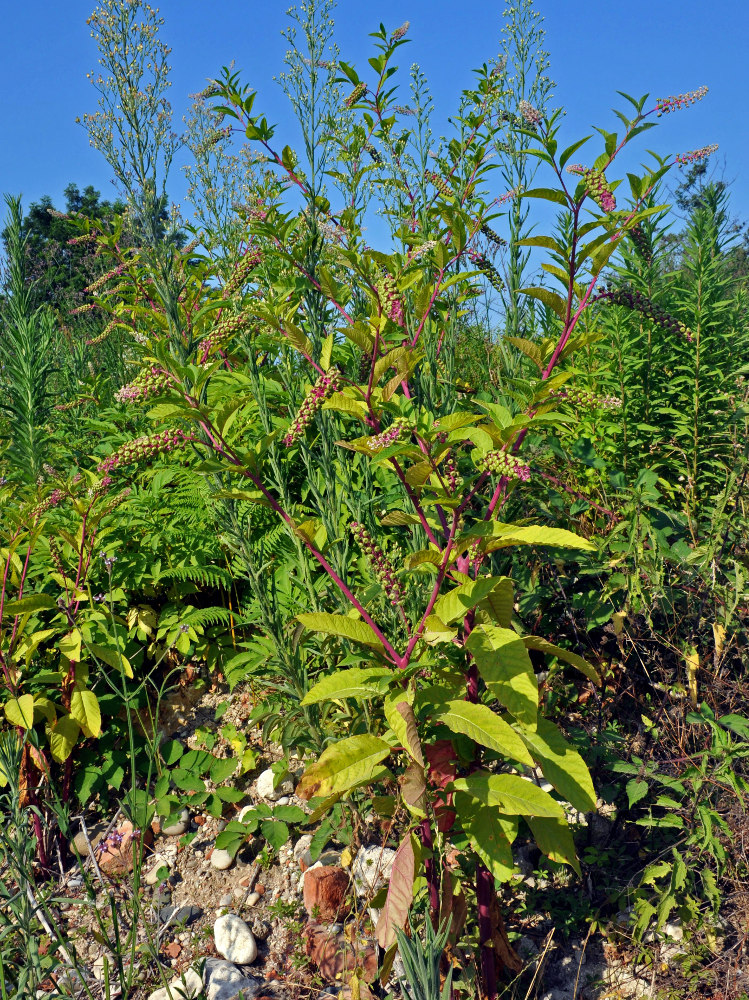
(350, 522, 404, 605)
(97, 428, 190, 473)
(426, 171, 452, 198)
(198, 311, 255, 363)
(94, 593, 107, 603)
(567, 165, 616, 212)
(29, 490, 64, 521)
(467, 249, 504, 294)
(223, 249, 263, 298)
(344, 82, 367, 108)
(676, 143, 718, 167)
(518, 100, 542, 126)
(115, 366, 171, 403)
(376, 271, 405, 327)
(391, 20, 410, 41)
(655, 86, 708, 116)
(283, 370, 341, 446)
(480, 450, 531, 482)
(366, 417, 410, 451)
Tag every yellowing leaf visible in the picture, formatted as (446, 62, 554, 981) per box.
(47, 715, 81, 763)
(4, 694, 35, 730)
(466, 625, 538, 728)
(296, 613, 384, 650)
(301, 667, 392, 706)
(522, 635, 601, 685)
(527, 815, 580, 875)
(432, 700, 534, 766)
(455, 793, 516, 882)
(88, 643, 134, 679)
(434, 577, 502, 626)
(517, 718, 596, 813)
(58, 629, 82, 664)
(70, 688, 102, 738)
(297, 735, 392, 800)
(452, 772, 564, 818)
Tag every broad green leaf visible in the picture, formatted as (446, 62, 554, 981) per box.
(160, 739, 184, 765)
(515, 235, 566, 254)
(324, 392, 368, 419)
(297, 734, 392, 800)
(466, 522, 595, 553)
(522, 636, 601, 685)
(433, 700, 533, 765)
(626, 778, 649, 808)
(58, 629, 82, 664)
(455, 793, 516, 881)
(296, 613, 384, 650)
(2, 593, 57, 616)
(466, 625, 538, 728)
(47, 715, 81, 763)
(376, 831, 416, 949)
(527, 815, 580, 874)
(380, 511, 422, 526)
(434, 577, 502, 625)
(70, 688, 101, 738)
(4, 694, 34, 730)
(519, 286, 567, 320)
(475, 577, 514, 628)
(405, 549, 443, 570)
(518, 718, 596, 813)
(506, 337, 543, 370)
(301, 667, 393, 705)
(421, 615, 457, 644)
(87, 643, 134, 679)
(261, 819, 290, 852)
(521, 188, 570, 207)
(452, 772, 564, 818)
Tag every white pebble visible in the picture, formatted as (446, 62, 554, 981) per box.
(213, 914, 258, 965)
(162, 808, 190, 837)
(210, 849, 234, 871)
(148, 967, 202, 1000)
(246, 891, 260, 907)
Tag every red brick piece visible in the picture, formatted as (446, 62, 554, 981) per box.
(303, 866, 351, 921)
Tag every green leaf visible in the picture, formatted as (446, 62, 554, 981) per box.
(432, 700, 533, 766)
(87, 643, 134, 679)
(455, 794, 516, 882)
(518, 286, 567, 320)
(301, 667, 393, 705)
(476, 577, 514, 628)
(466, 625, 538, 728)
(514, 236, 566, 254)
(4, 694, 35, 729)
(506, 337, 543, 370)
(522, 636, 601, 685)
(261, 819, 290, 852)
(518, 718, 596, 812)
(434, 577, 503, 625)
(376, 831, 416, 949)
(452, 772, 564, 818)
(527, 815, 580, 874)
(210, 757, 238, 783)
(47, 715, 81, 763)
(521, 188, 570, 207)
(2, 593, 57, 616)
(467, 521, 596, 554)
(70, 688, 101, 738)
(626, 778, 649, 808)
(297, 734, 392, 800)
(160, 740, 184, 765)
(296, 613, 384, 650)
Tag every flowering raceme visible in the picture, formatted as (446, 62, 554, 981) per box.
(480, 450, 531, 481)
(349, 522, 404, 605)
(97, 429, 189, 473)
(366, 417, 410, 451)
(567, 165, 616, 212)
(676, 143, 719, 167)
(283, 371, 341, 446)
(655, 85, 708, 116)
(115, 366, 171, 403)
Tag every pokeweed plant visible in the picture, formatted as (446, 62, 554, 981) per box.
(78, 10, 710, 984)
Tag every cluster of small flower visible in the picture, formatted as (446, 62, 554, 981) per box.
(480, 450, 531, 481)
(198, 311, 254, 362)
(85, 264, 126, 295)
(97, 429, 188, 473)
(426, 171, 452, 198)
(87, 318, 130, 347)
(376, 271, 405, 327)
(114, 366, 171, 404)
(224, 249, 263, 298)
(676, 143, 719, 167)
(283, 371, 341, 446)
(655, 86, 708, 116)
(467, 249, 504, 294)
(29, 490, 63, 521)
(100, 487, 133, 517)
(70, 302, 99, 316)
(344, 82, 367, 108)
(567, 165, 617, 213)
(391, 20, 410, 41)
(595, 287, 693, 342)
(518, 100, 542, 126)
(350, 522, 404, 605)
(443, 454, 460, 494)
(550, 387, 622, 410)
(408, 240, 439, 262)
(367, 417, 410, 451)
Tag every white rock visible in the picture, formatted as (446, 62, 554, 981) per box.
(213, 914, 258, 965)
(210, 848, 234, 871)
(255, 767, 295, 802)
(352, 844, 396, 896)
(246, 891, 261, 907)
(203, 958, 261, 1000)
(276, 795, 290, 806)
(293, 834, 313, 865)
(145, 855, 171, 885)
(162, 808, 190, 837)
(148, 967, 202, 1000)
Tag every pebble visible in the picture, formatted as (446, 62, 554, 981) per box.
(69, 821, 107, 857)
(211, 848, 234, 871)
(218, 891, 233, 907)
(255, 766, 295, 803)
(275, 795, 290, 806)
(160, 904, 202, 927)
(249, 917, 271, 941)
(293, 834, 313, 866)
(153, 887, 172, 907)
(147, 967, 202, 1000)
(67, 876, 83, 890)
(203, 958, 262, 1000)
(352, 845, 396, 896)
(162, 808, 191, 837)
(246, 891, 260, 908)
(146, 855, 171, 885)
(214, 913, 258, 965)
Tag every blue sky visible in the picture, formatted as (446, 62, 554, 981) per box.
(1, 1, 745, 229)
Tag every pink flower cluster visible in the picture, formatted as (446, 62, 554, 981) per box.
(655, 86, 708, 116)
(283, 371, 341, 446)
(567, 165, 617, 213)
(518, 100, 542, 126)
(198, 311, 254, 363)
(676, 143, 718, 167)
(224, 249, 263, 297)
(377, 272, 405, 327)
(350, 522, 404, 606)
(29, 490, 63, 521)
(481, 450, 531, 482)
(115, 366, 171, 404)
(367, 417, 409, 451)
(97, 429, 188, 473)
(550, 387, 622, 411)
